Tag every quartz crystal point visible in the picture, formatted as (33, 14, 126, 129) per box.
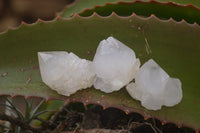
(126, 59, 182, 110)
(38, 51, 95, 96)
(93, 36, 140, 93)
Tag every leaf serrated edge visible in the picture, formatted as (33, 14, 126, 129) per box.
(79, 0, 200, 25)
(83, 0, 200, 13)
(1, 94, 200, 132)
(1, 0, 200, 34)
(1, 12, 199, 36)
(60, 0, 200, 17)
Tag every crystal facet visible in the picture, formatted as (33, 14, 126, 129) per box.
(93, 37, 140, 93)
(126, 59, 182, 110)
(38, 51, 95, 96)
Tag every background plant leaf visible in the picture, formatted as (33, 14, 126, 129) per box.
(79, 1, 200, 25)
(61, 0, 200, 18)
(0, 14, 200, 130)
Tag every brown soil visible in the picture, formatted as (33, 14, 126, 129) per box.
(0, 97, 196, 133)
(48, 102, 195, 133)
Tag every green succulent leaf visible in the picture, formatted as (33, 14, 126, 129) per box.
(3, 97, 25, 121)
(0, 14, 200, 129)
(61, 0, 200, 18)
(79, 1, 200, 25)
(31, 99, 45, 118)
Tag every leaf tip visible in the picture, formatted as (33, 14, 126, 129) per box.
(180, 19, 186, 23)
(169, 17, 173, 21)
(132, 12, 136, 16)
(150, 14, 155, 17)
(93, 12, 97, 16)
(38, 18, 42, 22)
(21, 21, 26, 25)
(56, 15, 62, 19)
(111, 12, 117, 16)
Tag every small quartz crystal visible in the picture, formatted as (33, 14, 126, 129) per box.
(126, 59, 182, 110)
(38, 51, 95, 96)
(93, 36, 140, 93)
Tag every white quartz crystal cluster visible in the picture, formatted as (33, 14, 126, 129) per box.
(38, 36, 182, 110)
(93, 37, 140, 93)
(126, 59, 183, 110)
(38, 51, 95, 96)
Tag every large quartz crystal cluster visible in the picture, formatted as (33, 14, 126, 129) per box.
(93, 37, 140, 93)
(38, 36, 183, 110)
(38, 51, 95, 96)
(126, 59, 182, 110)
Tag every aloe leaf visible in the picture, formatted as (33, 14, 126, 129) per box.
(32, 110, 49, 119)
(0, 14, 200, 130)
(79, 1, 200, 25)
(2, 97, 25, 121)
(31, 99, 45, 118)
(24, 97, 32, 121)
(61, 0, 200, 18)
